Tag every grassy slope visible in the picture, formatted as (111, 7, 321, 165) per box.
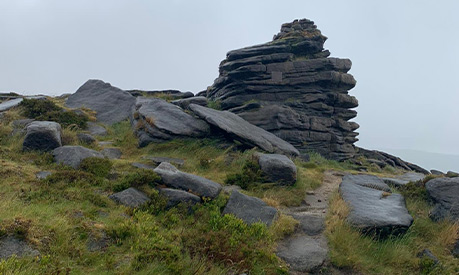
(0, 101, 458, 274)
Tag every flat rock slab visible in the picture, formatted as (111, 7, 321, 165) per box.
(172, 96, 208, 109)
(86, 122, 108, 136)
(222, 191, 277, 226)
(23, 121, 62, 152)
(144, 156, 185, 167)
(383, 172, 426, 187)
(154, 162, 221, 199)
(131, 162, 156, 170)
(53, 146, 104, 169)
(340, 176, 413, 237)
(109, 187, 151, 208)
(276, 235, 327, 273)
(0, 235, 40, 259)
(159, 188, 201, 209)
(0, 98, 23, 112)
(255, 153, 297, 185)
(66, 79, 136, 125)
(426, 177, 459, 221)
(292, 213, 325, 236)
(342, 174, 391, 192)
(132, 97, 210, 145)
(189, 104, 299, 157)
(101, 148, 122, 159)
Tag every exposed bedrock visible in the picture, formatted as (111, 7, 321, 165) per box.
(207, 19, 359, 160)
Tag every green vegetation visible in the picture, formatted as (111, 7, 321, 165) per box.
(207, 100, 222, 110)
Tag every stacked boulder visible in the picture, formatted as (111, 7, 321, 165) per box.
(207, 19, 359, 160)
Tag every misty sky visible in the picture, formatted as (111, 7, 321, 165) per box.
(1, 1, 458, 169)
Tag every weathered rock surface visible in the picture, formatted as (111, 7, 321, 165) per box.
(340, 174, 413, 237)
(172, 96, 208, 109)
(86, 122, 107, 136)
(207, 19, 358, 160)
(109, 187, 151, 208)
(255, 153, 297, 185)
(144, 156, 185, 167)
(131, 97, 210, 147)
(277, 235, 327, 273)
(52, 146, 104, 169)
(23, 121, 62, 152)
(189, 104, 299, 156)
(154, 162, 221, 199)
(66, 80, 136, 125)
(159, 188, 201, 209)
(36, 171, 52, 179)
(222, 191, 277, 226)
(0, 235, 40, 259)
(292, 213, 325, 236)
(425, 177, 459, 221)
(446, 171, 459, 178)
(343, 174, 391, 192)
(382, 172, 426, 187)
(77, 133, 96, 144)
(430, 169, 444, 176)
(0, 98, 23, 112)
(356, 147, 429, 174)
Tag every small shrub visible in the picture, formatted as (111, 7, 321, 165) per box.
(80, 157, 112, 178)
(207, 100, 222, 110)
(20, 98, 60, 118)
(38, 110, 88, 128)
(399, 180, 428, 201)
(113, 170, 161, 192)
(224, 158, 264, 189)
(45, 170, 101, 185)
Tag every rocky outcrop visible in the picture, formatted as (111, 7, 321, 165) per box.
(340, 174, 413, 237)
(23, 121, 62, 152)
(206, 19, 358, 160)
(154, 162, 222, 199)
(171, 96, 208, 109)
(131, 97, 210, 147)
(222, 191, 277, 226)
(425, 177, 459, 222)
(109, 187, 151, 208)
(255, 153, 297, 185)
(66, 80, 136, 125)
(52, 146, 104, 169)
(189, 104, 299, 156)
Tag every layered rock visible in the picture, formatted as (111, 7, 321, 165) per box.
(207, 19, 358, 160)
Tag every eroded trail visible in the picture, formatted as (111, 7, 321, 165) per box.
(276, 170, 344, 274)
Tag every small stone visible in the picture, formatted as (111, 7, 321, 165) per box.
(77, 133, 96, 144)
(109, 187, 151, 208)
(101, 148, 122, 159)
(36, 171, 52, 179)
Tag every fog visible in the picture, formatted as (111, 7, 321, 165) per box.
(1, 0, 458, 170)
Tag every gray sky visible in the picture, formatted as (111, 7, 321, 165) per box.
(1, 1, 458, 169)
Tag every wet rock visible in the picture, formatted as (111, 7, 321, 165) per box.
(23, 121, 62, 152)
(159, 188, 201, 209)
(425, 177, 459, 221)
(52, 145, 104, 169)
(222, 191, 277, 226)
(109, 187, 151, 208)
(255, 153, 297, 185)
(101, 148, 122, 159)
(189, 104, 299, 156)
(339, 174, 413, 237)
(66, 79, 136, 125)
(154, 162, 221, 199)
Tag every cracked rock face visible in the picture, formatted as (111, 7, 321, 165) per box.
(207, 19, 359, 160)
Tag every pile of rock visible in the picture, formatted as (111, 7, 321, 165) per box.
(206, 19, 359, 161)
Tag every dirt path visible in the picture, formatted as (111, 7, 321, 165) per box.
(276, 170, 344, 274)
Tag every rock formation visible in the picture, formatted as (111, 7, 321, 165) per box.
(207, 19, 359, 160)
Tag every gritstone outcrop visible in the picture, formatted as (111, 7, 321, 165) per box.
(207, 19, 359, 160)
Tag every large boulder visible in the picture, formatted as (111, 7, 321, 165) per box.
(109, 187, 151, 208)
(159, 188, 201, 209)
(131, 97, 210, 147)
(339, 174, 413, 237)
(255, 153, 297, 185)
(343, 174, 391, 192)
(52, 146, 104, 169)
(0, 98, 23, 112)
(222, 191, 277, 226)
(425, 177, 459, 221)
(206, 19, 358, 160)
(23, 121, 62, 152)
(154, 162, 221, 199)
(66, 80, 136, 125)
(189, 104, 299, 157)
